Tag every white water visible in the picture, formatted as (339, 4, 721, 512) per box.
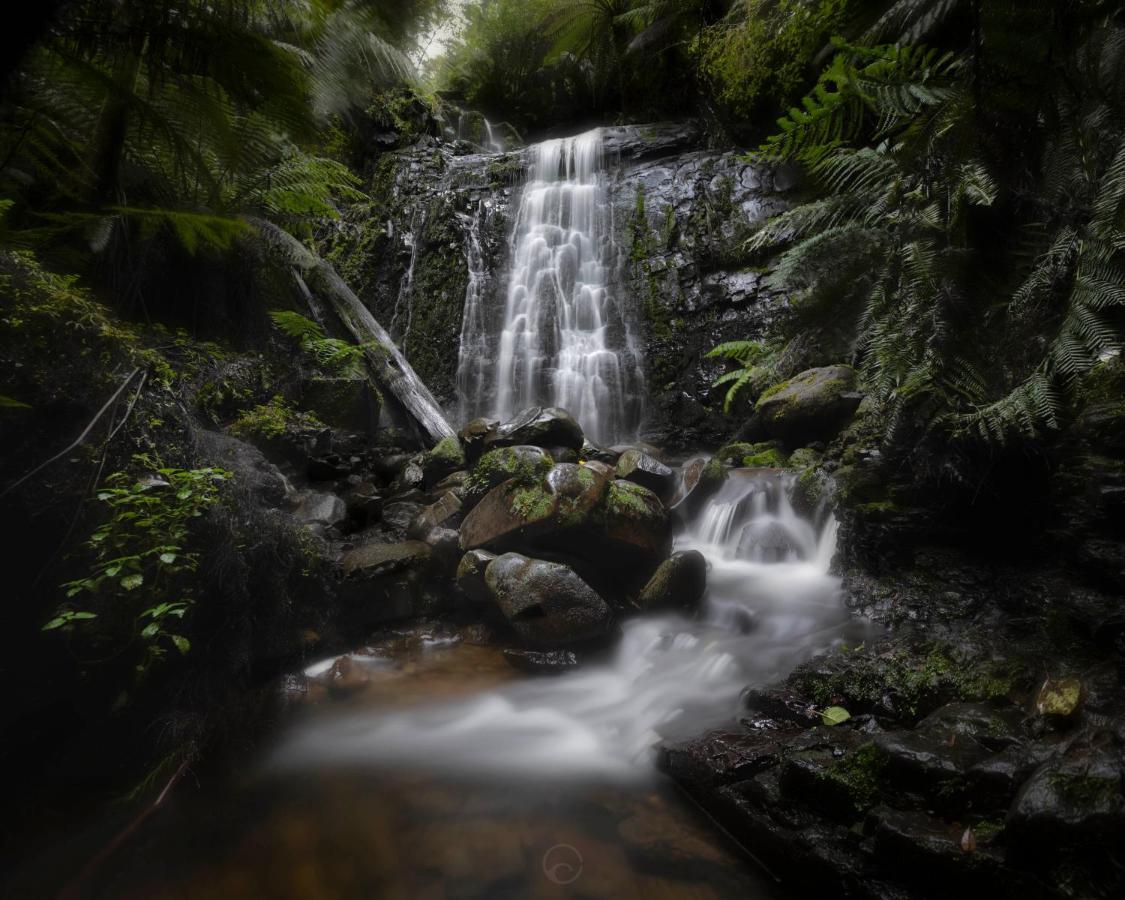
(488, 129, 643, 445)
(274, 469, 867, 781)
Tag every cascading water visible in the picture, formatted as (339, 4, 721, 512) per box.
(485, 129, 644, 446)
(273, 469, 869, 780)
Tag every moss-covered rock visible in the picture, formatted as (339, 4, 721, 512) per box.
(751, 365, 862, 448)
(462, 445, 554, 510)
(422, 435, 466, 486)
(636, 549, 707, 611)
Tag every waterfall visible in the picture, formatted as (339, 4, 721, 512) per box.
(455, 201, 492, 423)
(487, 129, 644, 446)
(273, 469, 868, 780)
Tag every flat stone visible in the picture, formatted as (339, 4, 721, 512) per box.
(615, 448, 676, 501)
(293, 490, 346, 527)
(340, 540, 431, 578)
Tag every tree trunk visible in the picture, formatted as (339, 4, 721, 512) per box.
(254, 219, 457, 447)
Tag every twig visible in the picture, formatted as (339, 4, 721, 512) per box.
(0, 367, 140, 500)
(58, 757, 192, 900)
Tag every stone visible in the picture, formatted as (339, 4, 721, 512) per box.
(455, 549, 496, 604)
(873, 729, 991, 794)
(461, 445, 554, 510)
(390, 455, 425, 494)
(918, 702, 1026, 751)
(422, 435, 466, 486)
(458, 417, 498, 465)
(342, 481, 383, 526)
(306, 453, 353, 481)
(669, 455, 726, 518)
(407, 490, 463, 539)
(636, 549, 707, 611)
(1008, 737, 1125, 843)
(749, 366, 863, 447)
(195, 430, 292, 507)
(380, 500, 425, 538)
(340, 540, 432, 578)
(299, 375, 378, 433)
(484, 406, 585, 452)
(424, 526, 461, 574)
(615, 448, 676, 501)
(483, 552, 613, 646)
(293, 490, 346, 527)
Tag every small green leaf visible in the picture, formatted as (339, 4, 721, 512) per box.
(822, 706, 852, 726)
(141, 622, 159, 638)
(159, 552, 177, 564)
(42, 617, 67, 631)
(120, 573, 144, 590)
(171, 635, 191, 655)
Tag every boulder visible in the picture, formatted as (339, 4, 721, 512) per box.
(636, 549, 708, 611)
(458, 416, 499, 466)
(749, 366, 862, 447)
(462, 445, 554, 510)
(484, 406, 584, 452)
(407, 490, 463, 539)
(195, 430, 292, 507)
(293, 490, 346, 527)
(390, 455, 425, 494)
(342, 481, 383, 526)
(483, 552, 613, 646)
(459, 464, 671, 578)
(616, 448, 676, 502)
(424, 526, 461, 574)
(502, 648, 580, 674)
(421, 435, 466, 486)
(299, 375, 379, 433)
(340, 540, 432, 578)
(1007, 738, 1125, 844)
(669, 455, 726, 518)
(455, 549, 497, 604)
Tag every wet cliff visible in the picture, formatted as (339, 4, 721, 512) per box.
(320, 121, 795, 449)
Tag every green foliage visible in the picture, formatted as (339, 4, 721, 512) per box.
(230, 395, 322, 440)
(721, 5, 1125, 476)
(52, 460, 230, 680)
(268, 310, 367, 375)
(700, 0, 856, 121)
(707, 340, 775, 411)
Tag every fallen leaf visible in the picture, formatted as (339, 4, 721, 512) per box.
(822, 706, 851, 726)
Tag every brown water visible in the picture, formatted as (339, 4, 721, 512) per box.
(51, 626, 783, 900)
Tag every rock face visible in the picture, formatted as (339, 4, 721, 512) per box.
(747, 366, 862, 447)
(483, 553, 612, 646)
(322, 122, 792, 447)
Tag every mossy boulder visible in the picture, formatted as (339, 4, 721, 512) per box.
(750, 366, 862, 448)
(669, 454, 727, 518)
(455, 549, 496, 604)
(459, 463, 671, 585)
(298, 376, 379, 434)
(636, 549, 707, 611)
(462, 445, 554, 510)
(422, 435, 466, 486)
(483, 552, 613, 646)
(615, 448, 676, 501)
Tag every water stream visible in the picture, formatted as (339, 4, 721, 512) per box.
(276, 469, 863, 781)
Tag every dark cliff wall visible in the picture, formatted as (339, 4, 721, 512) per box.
(323, 121, 795, 449)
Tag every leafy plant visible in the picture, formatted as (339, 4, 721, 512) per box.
(706, 340, 774, 411)
(51, 461, 230, 679)
(268, 310, 367, 374)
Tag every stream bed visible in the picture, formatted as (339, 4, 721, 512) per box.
(57, 470, 874, 899)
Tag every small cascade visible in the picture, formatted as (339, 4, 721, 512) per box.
(273, 468, 867, 781)
(391, 208, 425, 343)
(487, 128, 644, 445)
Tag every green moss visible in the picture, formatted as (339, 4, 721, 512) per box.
(508, 484, 554, 521)
(427, 435, 465, 468)
(793, 643, 1023, 721)
(972, 820, 1005, 845)
(819, 743, 887, 813)
(607, 480, 658, 519)
(1047, 773, 1119, 807)
(743, 448, 789, 468)
(230, 395, 322, 440)
(715, 442, 757, 464)
(465, 447, 552, 500)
